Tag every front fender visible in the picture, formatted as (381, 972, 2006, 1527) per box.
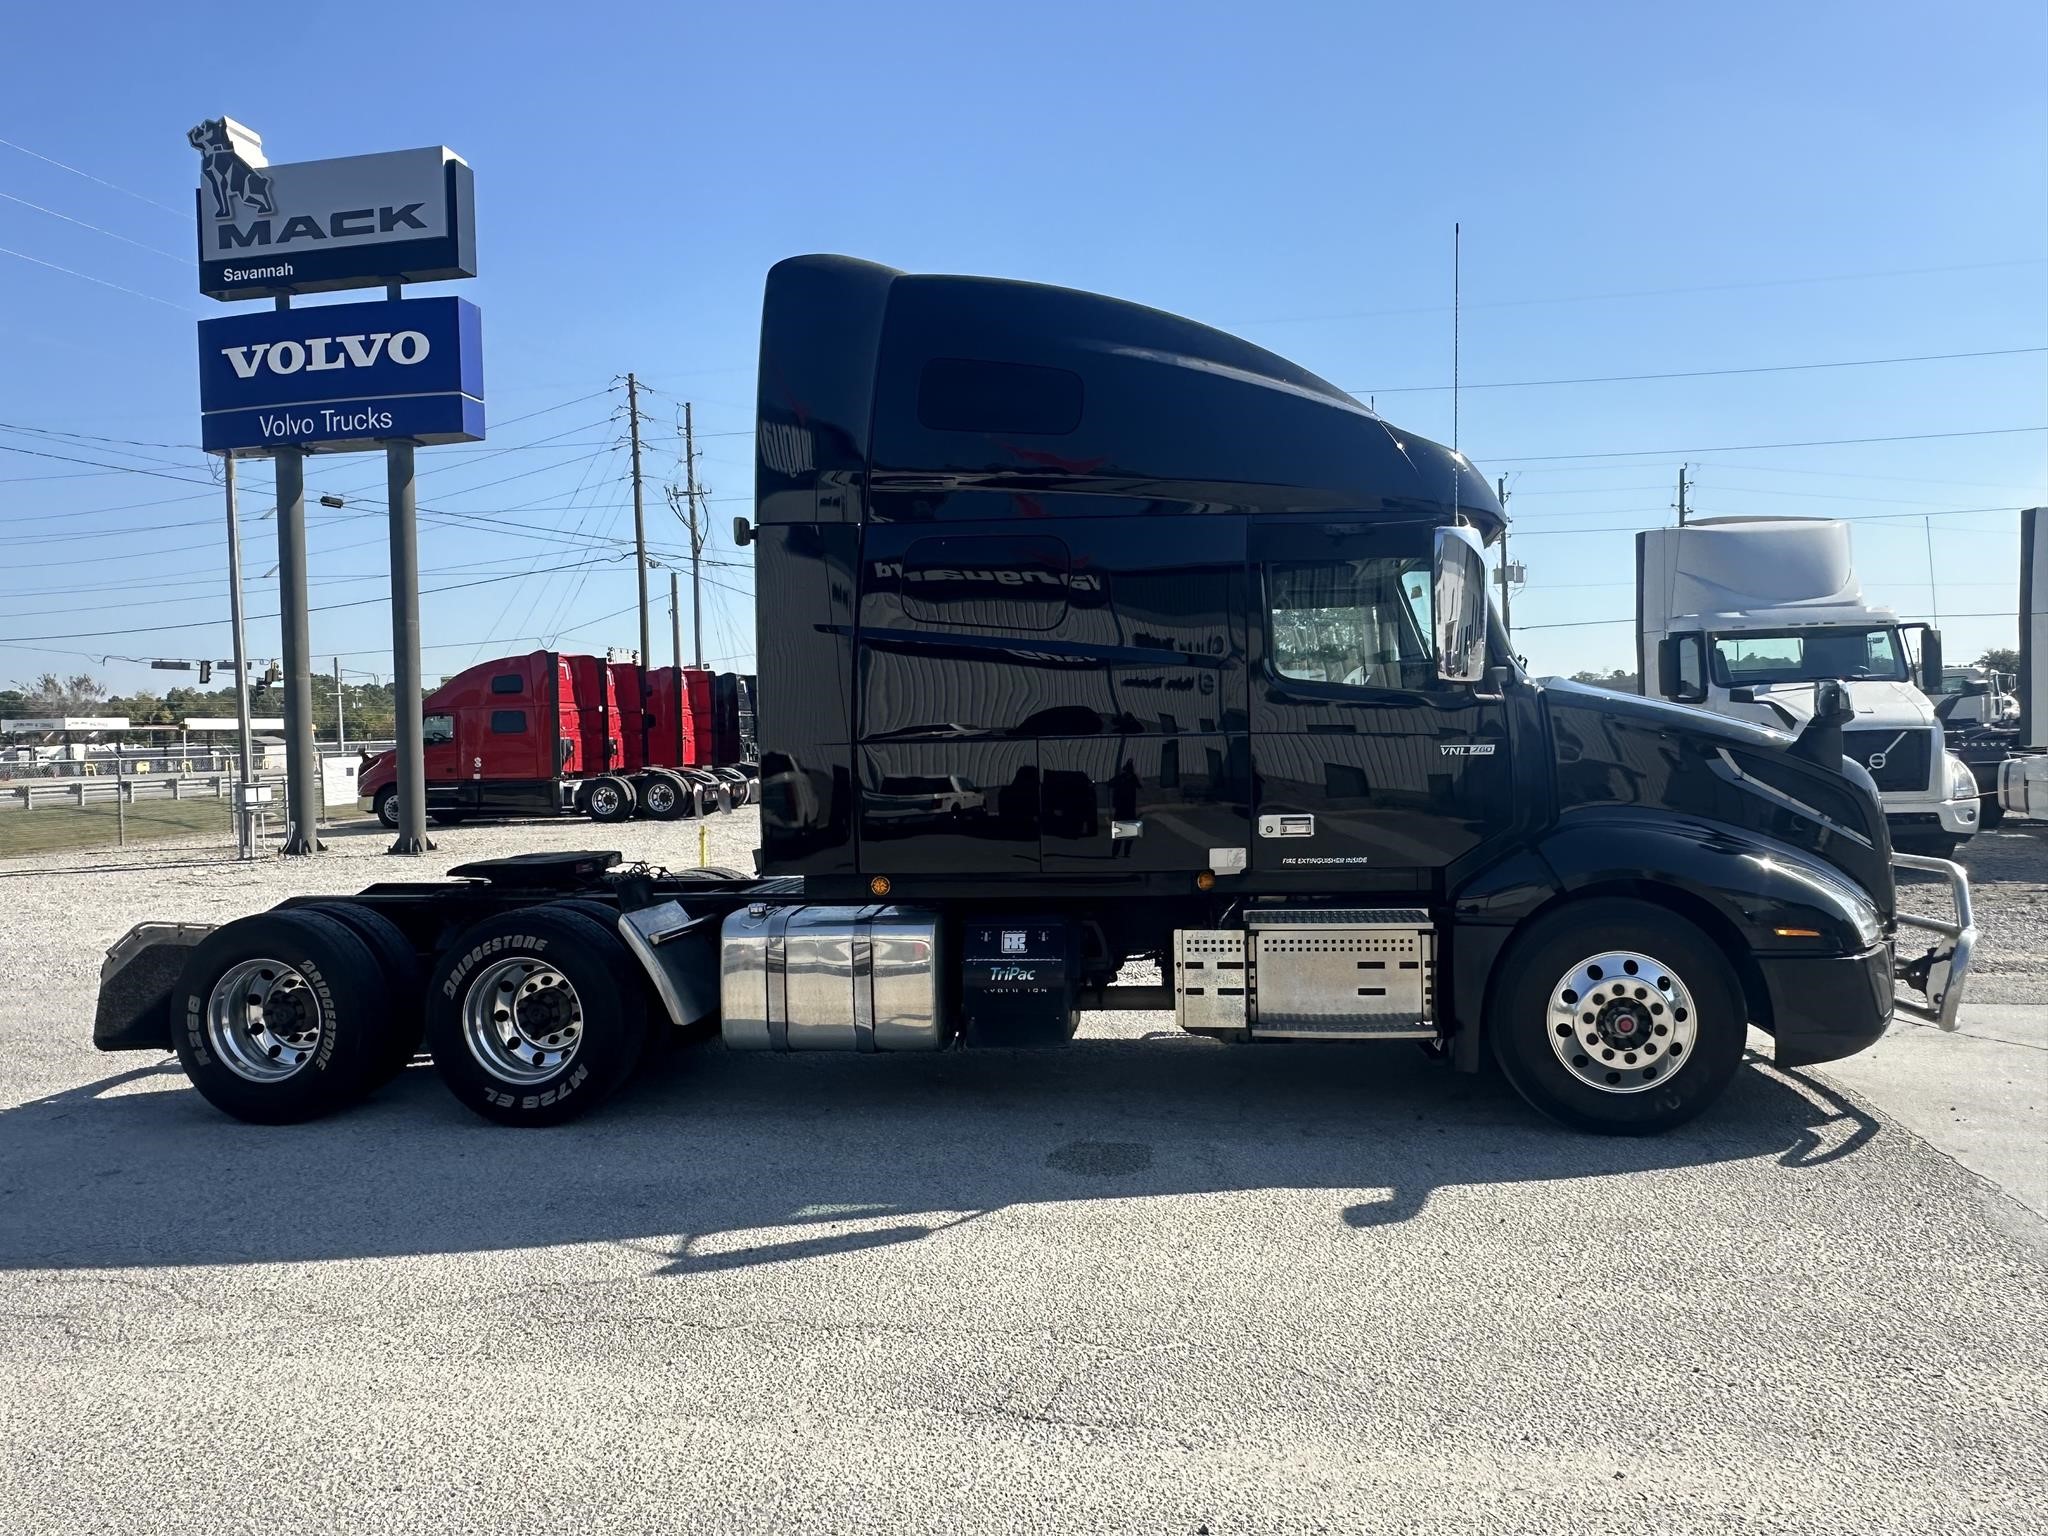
(1532, 808, 1884, 955)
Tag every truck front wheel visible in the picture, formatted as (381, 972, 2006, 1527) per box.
(425, 908, 647, 1126)
(1488, 899, 1746, 1136)
(373, 787, 400, 830)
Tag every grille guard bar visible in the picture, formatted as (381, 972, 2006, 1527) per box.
(1890, 852, 1975, 1032)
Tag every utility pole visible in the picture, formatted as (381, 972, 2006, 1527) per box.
(1677, 464, 1691, 526)
(684, 400, 704, 667)
(627, 373, 651, 667)
(333, 657, 345, 750)
(222, 456, 258, 860)
(671, 571, 683, 672)
(274, 445, 321, 854)
(1495, 474, 1513, 639)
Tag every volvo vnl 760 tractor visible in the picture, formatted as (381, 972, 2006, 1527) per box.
(90, 255, 1974, 1136)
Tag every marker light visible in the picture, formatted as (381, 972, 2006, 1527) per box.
(868, 876, 891, 897)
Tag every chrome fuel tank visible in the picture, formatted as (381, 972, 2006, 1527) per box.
(719, 904, 946, 1051)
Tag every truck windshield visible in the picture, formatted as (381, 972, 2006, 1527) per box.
(1710, 627, 1907, 685)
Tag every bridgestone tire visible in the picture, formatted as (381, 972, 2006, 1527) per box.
(313, 901, 425, 1086)
(170, 910, 388, 1124)
(582, 775, 636, 824)
(374, 788, 400, 830)
(638, 771, 689, 821)
(1487, 898, 1746, 1136)
(425, 907, 647, 1127)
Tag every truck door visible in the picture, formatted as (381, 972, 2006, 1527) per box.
(1249, 521, 1513, 877)
(421, 710, 461, 811)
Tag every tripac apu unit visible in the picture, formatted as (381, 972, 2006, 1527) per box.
(960, 917, 1078, 1048)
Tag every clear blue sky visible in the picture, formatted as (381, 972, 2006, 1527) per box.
(3, 0, 2044, 700)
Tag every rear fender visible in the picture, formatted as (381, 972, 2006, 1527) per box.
(93, 923, 213, 1051)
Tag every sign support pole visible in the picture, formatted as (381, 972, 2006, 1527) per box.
(222, 455, 258, 859)
(385, 430, 433, 855)
(273, 444, 322, 855)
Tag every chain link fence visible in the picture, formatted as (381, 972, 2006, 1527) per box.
(0, 747, 366, 865)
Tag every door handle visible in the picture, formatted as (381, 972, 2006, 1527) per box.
(1258, 814, 1314, 838)
(1110, 819, 1142, 840)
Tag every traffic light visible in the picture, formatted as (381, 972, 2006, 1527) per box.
(198, 661, 212, 684)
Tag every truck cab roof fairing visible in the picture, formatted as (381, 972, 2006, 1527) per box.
(755, 255, 1503, 537)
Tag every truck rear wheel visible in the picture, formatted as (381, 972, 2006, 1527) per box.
(1488, 899, 1745, 1136)
(637, 770, 688, 821)
(170, 909, 390, 1123)
(425, 907, 647, 1126)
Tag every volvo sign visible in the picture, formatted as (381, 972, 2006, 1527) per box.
(190, 118, 476, 301)
(197, 296, 484, 454)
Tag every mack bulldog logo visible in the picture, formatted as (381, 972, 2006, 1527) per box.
(189, 118, 274, 220)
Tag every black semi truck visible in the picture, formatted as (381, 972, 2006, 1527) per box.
(91, 255, 1975, 1135)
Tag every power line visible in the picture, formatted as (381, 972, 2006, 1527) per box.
(1490, 425, 2046, 464)
(1348, 345, 2046, 397)
(0, 244, 197, 312)
(0, 189, 190, 263)
(0, 135, 188, 217)
(1235, 256, 2048, 329)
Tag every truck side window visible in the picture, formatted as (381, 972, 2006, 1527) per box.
(490, 710, 528, 734)
(490, 674, 523, 695)
(1268, 557, 1435, 690)
(422, 714, 455, 745)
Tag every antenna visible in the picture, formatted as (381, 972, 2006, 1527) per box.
(1451, 222, 1461, 457)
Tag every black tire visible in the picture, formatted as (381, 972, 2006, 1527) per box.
(1980, 799, 2005, 831)
(171, 909, 389, 1124)
(637, 770, 689, 821)
(313, 901, 425, 1085)
(373, 787, 400, 830)
(425, 907, 647, 1127)
(581, 775, 635, 824)
(1487, 898, 1746, 1136)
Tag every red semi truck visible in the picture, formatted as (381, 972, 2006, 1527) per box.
(356, 651, 756, 827)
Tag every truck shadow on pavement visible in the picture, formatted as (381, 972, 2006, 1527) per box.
(0, 1038, 1878, 1275)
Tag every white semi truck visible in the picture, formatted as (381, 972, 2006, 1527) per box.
(1637, 516, 1980, 857)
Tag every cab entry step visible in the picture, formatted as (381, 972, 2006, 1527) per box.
(1175, 910, 1437, 1041)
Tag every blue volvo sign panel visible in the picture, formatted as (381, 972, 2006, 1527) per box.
(197, 296, 484, 455)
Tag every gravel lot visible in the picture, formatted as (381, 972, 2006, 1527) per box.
(1, 811, 2043, 1534)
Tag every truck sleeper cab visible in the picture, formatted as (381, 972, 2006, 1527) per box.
(91, 256, 1975, 1137)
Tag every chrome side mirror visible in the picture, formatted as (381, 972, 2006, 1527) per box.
(1433, 525, 1490, 684)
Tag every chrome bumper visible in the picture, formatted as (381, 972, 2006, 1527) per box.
(1890, 852, 1975, 1031)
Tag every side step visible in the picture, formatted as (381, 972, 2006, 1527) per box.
(1174, 909, 1436, 1041)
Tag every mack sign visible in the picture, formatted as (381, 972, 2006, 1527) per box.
(190, 118, 476, 301)
(197, 296, 484, 455)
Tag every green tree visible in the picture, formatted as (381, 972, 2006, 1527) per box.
(1977, 647, 2021, 676)
(1570, 667, 1640, 693)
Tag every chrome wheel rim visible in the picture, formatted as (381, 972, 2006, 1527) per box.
(461, 957, 585, 1085)
(644, 779, 676, 813)
(206, 958, 322, 1083)
(379, 798, 400, 828)
(589, 784, 621, 817)
(1546, 949, 1698, 1095)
